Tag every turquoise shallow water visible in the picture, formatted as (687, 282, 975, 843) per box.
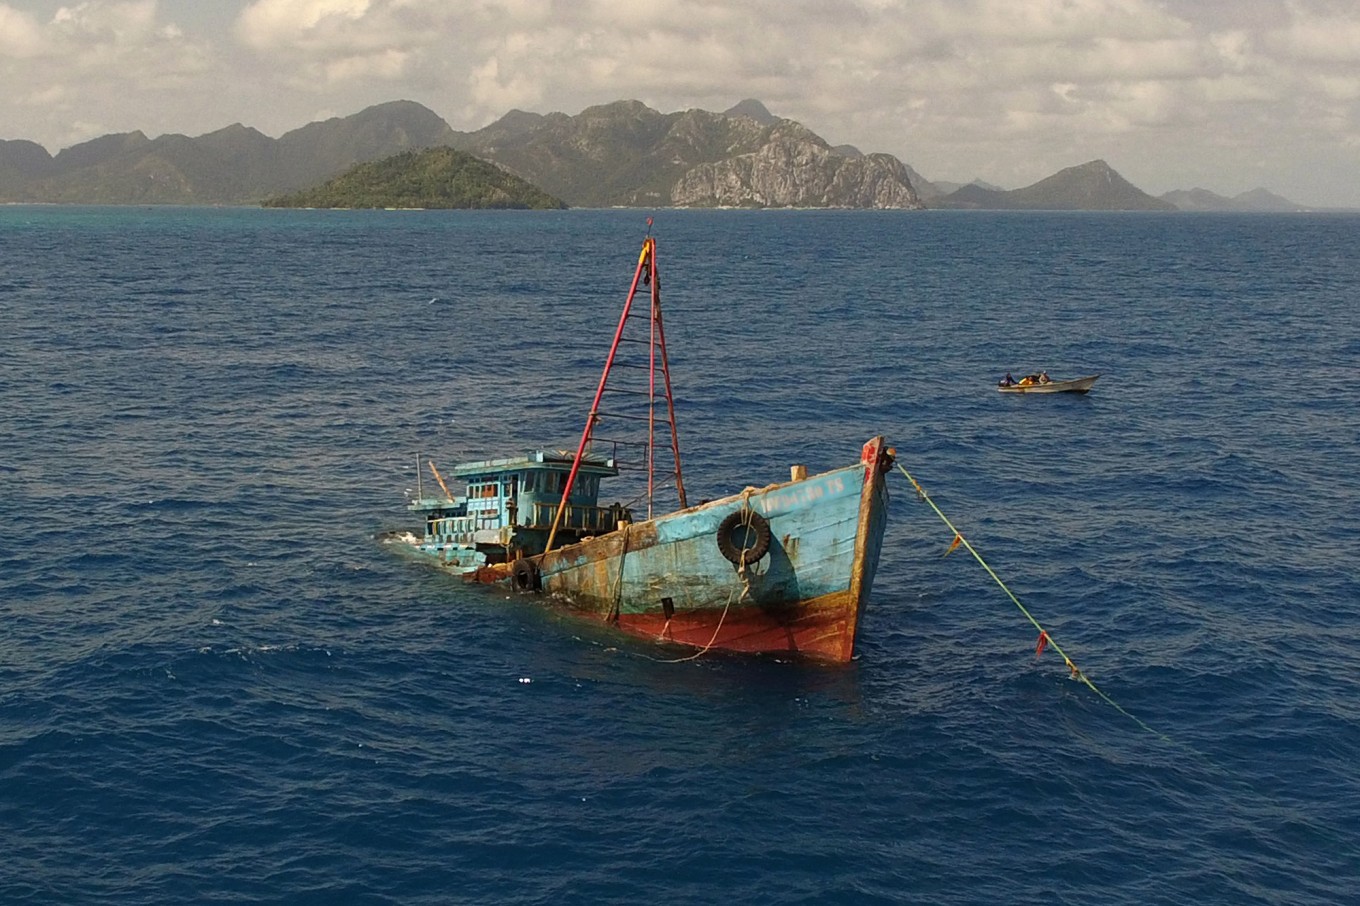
(2, 206, 1358, 904)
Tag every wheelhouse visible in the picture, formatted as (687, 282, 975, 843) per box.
(409, 451, 629, 564)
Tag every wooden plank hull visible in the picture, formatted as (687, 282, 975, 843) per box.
(397, 438, 894, 663)
(526, 438, 892, 663)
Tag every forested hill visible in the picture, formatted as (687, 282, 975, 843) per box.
(261, 147, 565, 210)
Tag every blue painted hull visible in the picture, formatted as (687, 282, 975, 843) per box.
(390, 438, 893, 662)
(533, 438, 893, 662)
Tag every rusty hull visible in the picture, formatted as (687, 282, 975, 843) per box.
(499, 437, 894, 663)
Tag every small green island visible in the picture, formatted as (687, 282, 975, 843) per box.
(262, 147, 566, 210)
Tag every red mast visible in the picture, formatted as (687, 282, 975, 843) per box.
(544, 229, 686, 553)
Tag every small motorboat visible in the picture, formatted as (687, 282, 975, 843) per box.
(997, 373, 1099, 394)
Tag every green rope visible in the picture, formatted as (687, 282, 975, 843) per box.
(896, 462, 1170, 743)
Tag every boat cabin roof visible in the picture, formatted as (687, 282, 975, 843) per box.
(450, 450, 618, 481)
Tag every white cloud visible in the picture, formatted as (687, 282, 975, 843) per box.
(204, 0, 1235, 135)
(1309, 73, 1360, 102)
(8, 1, 207, 74)
(322, 46, 409, 82)
(1, 1, 216, 146)
(236, 0, 374, 50)
(1275, 8, 1360, 64)
(52, 0, 158, 33)
(0, 4, 47, 58)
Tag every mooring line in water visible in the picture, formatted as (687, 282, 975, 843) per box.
(895, 462, 1170, 743)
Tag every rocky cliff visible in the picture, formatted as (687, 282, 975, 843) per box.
(453, 100, 922, 209)
(670, 123, 920, 208)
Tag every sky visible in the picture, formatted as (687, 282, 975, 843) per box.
(2, 0, 1359, 207)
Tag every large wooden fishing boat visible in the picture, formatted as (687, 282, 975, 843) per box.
(388, 232, 893, 663)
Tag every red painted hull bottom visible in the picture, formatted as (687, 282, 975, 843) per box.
(462, 566, 859, 662)
(438, 437, 894, 665)
(610, 590, 859, 663)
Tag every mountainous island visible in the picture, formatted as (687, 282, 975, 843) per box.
(0, 98, 1326, 212)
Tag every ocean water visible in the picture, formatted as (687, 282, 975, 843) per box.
(2, 205, 1358, 905)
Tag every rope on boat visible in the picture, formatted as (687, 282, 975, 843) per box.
(651, 511, 756, 664)
(650, 588, 737, 664)
(608, 523, 631, 623)
(895, 462, 1169, 743)
(648, 493, 757, 663)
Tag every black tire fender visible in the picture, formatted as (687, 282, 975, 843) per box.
(510, 557, 541, 592)
(716, 510, 772, 565)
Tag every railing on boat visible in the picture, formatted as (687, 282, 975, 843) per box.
(427, 502, 627, 544)
(427, 514, 497, 543)
(526, 502, 626, 534)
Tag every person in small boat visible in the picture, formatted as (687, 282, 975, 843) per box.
(1017, 374, 1035, 386)
(1039, 371, 1051, 384)
(999, 372, 1016, 387)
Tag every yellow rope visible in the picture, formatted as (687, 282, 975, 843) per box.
(895, 462, 1170, 743)
(651, 504, 755, 663)
(652, 588, 736, 663)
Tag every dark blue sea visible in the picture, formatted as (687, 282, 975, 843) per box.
(2, 206, 1358, 904)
